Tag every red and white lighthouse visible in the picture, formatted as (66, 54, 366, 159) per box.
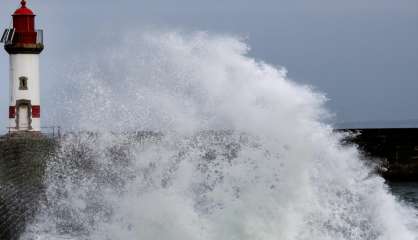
(1, 0, 44, 132)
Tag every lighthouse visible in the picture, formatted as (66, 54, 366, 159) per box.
(1, 0, 44, 132)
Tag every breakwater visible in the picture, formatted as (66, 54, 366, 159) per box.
(0, 129, 417, 239)
(0, 134, 56, 240)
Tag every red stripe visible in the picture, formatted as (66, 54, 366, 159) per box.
(32, 105, 40, 118)
(9, 106, 16, 118)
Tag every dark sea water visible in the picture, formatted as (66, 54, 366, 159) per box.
(390, 182, 418, 209)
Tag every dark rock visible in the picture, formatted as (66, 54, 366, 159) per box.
(339, 128, 418, 182)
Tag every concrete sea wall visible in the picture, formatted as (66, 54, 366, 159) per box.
(0, 129, 417, 239)
(0, 134, 56, 240)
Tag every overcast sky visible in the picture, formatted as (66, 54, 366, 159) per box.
(0, 0, 417, 131)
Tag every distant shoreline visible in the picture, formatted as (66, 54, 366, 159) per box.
(336, 119, 418, 129)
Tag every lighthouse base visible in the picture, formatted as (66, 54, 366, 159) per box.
(9, 101, 41, 132)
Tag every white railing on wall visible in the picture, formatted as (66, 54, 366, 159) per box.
(6, 126, 61, 138)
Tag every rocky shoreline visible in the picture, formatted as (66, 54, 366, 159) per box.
(340, 128, 418, 182)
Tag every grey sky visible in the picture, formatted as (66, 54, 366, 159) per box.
(0, 0, 417, 131)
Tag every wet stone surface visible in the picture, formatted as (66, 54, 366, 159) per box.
(0, 134, 56, 240)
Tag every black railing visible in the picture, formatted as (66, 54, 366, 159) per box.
(0, 28, 15, 44)
(36, 29, 43, 45)
(41, 126, 61, 138)
(1, 28, 43, 45)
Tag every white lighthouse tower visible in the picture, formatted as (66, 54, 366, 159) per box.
(1, 0, 44, 132)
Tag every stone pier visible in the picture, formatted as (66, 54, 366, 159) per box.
(0, 129, 417, 238)
(0, 133, 56, 240)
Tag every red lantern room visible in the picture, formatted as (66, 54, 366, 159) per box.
(2, 0, 43, 54)
(13, 0, 36, 44)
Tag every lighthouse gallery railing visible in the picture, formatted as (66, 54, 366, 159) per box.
(0, 28, 43, 45)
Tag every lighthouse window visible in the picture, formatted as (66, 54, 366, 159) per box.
(19, 77, 28, 90)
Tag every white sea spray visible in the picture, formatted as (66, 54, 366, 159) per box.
(23, 31, 418, 240)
